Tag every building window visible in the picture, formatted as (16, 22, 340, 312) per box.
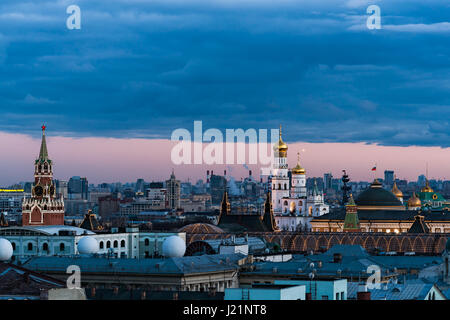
(43, 243, 49, 251)
(60, 243, 65, 252)
(113, 240, 118, 248)
(106, 241, 111, 248)
(11, 242, 16, 251)
(121, 240, 126, 248)
(99, 241, 104, 249)
(144, 238, 150, 246)
(27, 243, 33, 251)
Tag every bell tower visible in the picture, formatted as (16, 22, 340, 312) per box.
(271, 125, 290, 213)
(22, 125, 65, 226)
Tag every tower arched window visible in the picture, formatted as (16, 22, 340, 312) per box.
(99, 241, 104, 249)
(113, 240, 118, 248)
(121, 240, 126, 248)
(106, 241, 111, 248)
(284, 184, 287, 190)
(278, 184, 281, 190)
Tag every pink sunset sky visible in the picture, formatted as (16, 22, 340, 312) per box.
(1, 131, 449, 186)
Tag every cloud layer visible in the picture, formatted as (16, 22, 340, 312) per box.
(0, 0, 449, 147)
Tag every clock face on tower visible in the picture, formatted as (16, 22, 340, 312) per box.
(34, 185, 43, 197)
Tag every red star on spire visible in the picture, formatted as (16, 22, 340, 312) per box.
(41, 124, 46, 131)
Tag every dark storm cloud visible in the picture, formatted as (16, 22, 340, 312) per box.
(0, 0, 449, 146)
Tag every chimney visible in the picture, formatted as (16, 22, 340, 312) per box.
(333, 253, 342, 263)
(357, 285, 371, 300)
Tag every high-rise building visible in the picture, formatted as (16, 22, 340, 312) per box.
(384, 170, 394, 186)
(54, 180, 68, 199)
(22, 126, 65, 226)
(68, 176, 89, 200)
(166, 171, 180, 210)
(324, 173, 333, 191)
(418, 175, 427, 187)
(135, 178, 145, 193)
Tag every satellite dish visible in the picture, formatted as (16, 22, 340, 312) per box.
(0, 238, 13, 261)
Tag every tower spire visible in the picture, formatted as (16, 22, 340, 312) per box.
(39, 124, 49, 160)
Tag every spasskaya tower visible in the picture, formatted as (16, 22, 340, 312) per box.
(22, 125, 65, 226)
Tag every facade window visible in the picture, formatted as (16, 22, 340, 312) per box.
(107, 241, 111, 248)
(144, 238, 150, 246)
(11, 242, 16, 251)
(43, 243, 49, 251)
(121, 240, 126, 248)
(113, 240, 118, 248)
(60, 243, 65, 252)
(99, 241, 104, 249)
(27, 243, 33, 251)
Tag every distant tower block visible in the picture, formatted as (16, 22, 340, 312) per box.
(22, 126, 65, 226)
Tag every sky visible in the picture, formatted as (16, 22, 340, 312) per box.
(0, 0, 449, 184)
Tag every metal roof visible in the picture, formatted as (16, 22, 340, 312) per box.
(23, 253, 245, 275)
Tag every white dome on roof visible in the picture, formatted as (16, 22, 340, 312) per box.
(162, 235, 186, 258)
(0, 238, 13, 261)
(77, 236, 99, 254)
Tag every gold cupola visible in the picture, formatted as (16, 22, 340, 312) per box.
(391, 180, 403, 199)
(408, 192, 421, 208)
(421, 179, 434, 193)
(273, 124, 288, 157)
(292, 152, 306, 175)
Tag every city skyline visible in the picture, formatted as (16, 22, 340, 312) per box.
(2, 129, 450, 186)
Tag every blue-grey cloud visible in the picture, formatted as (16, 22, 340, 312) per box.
(0, 0, 449, 147)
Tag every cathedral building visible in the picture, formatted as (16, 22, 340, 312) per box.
(22, 126, 65, 226)
(270, 127, 329, 232)
(311, 179, 450, 234)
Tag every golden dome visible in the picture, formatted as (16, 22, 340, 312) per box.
(273, 125, 288, 157)
(421, 180, 434, 193)
(391, 181, 403, 198)
(408, 192, 421, 207)
(292, 152, 306, 175)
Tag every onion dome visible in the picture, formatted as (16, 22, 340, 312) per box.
(421, 180, 434, 193)
(273, 125, 288, 157)
(292, 152, 306, 175)
(391, 181, 403, 199)
(408, 192, 421, 208)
